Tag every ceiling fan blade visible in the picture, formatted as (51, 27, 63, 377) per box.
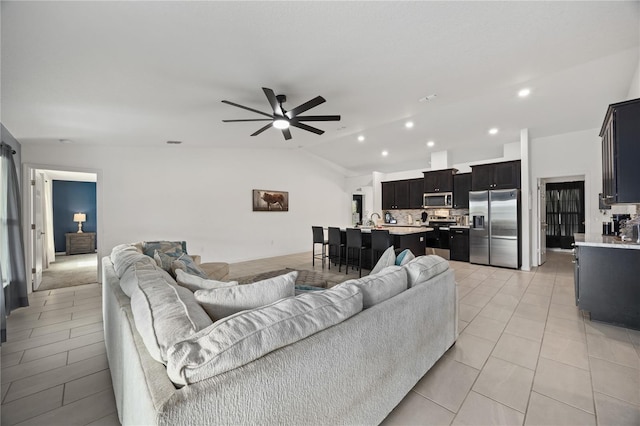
(222, 119, 273, 122)
(262, 87, 284, 116)
(251, 123, 273, 136)
(222, 100, 273, 118)
(290, 121, 324, 135)
(286, 96, 326, 118)
(292, 115, 341, 122)
(281, 128, 292, 140)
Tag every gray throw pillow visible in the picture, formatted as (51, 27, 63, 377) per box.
(369, 246, 396, 275)
(403, 255, 449, 287)
(194, 271, 297, 321)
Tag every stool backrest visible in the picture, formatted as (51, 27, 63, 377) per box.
(371, 229, 391, 251)
(346, 228, 363, 248)
(312, 226, 325, 244)
(328, 227, 342, 246)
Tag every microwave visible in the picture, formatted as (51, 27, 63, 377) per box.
(423, 192, 453, 208)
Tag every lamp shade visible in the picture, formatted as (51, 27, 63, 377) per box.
(73, 213, 86, 223)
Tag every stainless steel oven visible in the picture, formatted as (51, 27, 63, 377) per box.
(423, 192, 453, 208)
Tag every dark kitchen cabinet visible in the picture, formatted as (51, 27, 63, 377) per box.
(453, 173, 471, 209)
(471, 160, 521, 190)
(408, 178, 425, 209)
(382, 180, 410, 209)
(600, 98, 640, 205)
(423, 169, 457, 193)
(450, 228, 469, 262)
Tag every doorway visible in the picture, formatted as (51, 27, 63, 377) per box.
(352, 194, 363, 226)
(545, 181, 585, 249)
(25, 164, 101, 292)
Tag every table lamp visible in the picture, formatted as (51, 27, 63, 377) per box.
(73, 213, 86, 233)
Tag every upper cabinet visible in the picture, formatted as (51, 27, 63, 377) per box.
(600, 98, 640, 205)
(408, 178, 425, 209)
(382, 178, 424, 209)
(453, 173, 472, 209)
(423, 168, 457, 193)
(471, 160, 521, 191)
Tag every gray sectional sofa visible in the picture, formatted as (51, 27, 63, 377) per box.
(102, 243, 458, 425)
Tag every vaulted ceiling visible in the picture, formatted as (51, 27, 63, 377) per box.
(2, 1, 639, 175)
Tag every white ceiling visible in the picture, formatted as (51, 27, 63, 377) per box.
(2, 1, 639, 175)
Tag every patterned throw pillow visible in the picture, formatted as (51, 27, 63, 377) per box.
(171, 253, 209, 279)
(154, 250, 179, 273)
(142, 241, 185, 258)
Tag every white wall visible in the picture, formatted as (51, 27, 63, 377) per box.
(530, 128, 601, 259)
(21, 144, 349, 263)
(628, 57, 640, 99)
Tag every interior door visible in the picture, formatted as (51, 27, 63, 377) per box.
(538, 180, 547, 265)
(33, 172, 44, 290)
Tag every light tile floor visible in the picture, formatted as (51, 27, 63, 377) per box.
(1, 251, 639, 425)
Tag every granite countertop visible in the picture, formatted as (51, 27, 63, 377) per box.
(450, 225, 470, 229)
(574, 233, 640, 250)
(345, 226, 433, 235)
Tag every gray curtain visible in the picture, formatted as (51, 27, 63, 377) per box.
(1, 142, 29, 344)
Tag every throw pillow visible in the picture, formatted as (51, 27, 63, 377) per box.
(142, 241, 184, 258)
(395, 249, 415, 266)
(403, 255, 449, 287)
(194, 271, 297, 321)
(154, 250, 179, 273)
(175, 269, 238, 292)
(171, 253, 209, 279)
(340, 265, 407, 308)
(369, 246, 396, 275)
(167, 283, 363, 385)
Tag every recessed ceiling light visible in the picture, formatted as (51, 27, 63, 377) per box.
(518, 88, 531, 97)
(58, 139, 73, 144)
(489, 128, 499, 135)
(426, 140, 435, 147)
(381, 150, 389, 156)
(405, 121, 414, 129)
(357, 135, 365, 142)
(166, 140, 183, 145)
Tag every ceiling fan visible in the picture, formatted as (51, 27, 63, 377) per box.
(222, 87, 341, 140)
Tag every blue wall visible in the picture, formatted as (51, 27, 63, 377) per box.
(52, 180, 97, 253)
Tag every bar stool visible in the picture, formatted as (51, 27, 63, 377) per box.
(345, 228, 366, 278)
(371, 229, 392, 267)
(327, 227, 345, 271)
(312, 226, 328, 268)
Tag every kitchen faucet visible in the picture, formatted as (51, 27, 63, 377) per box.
(368, 212, 381, 226)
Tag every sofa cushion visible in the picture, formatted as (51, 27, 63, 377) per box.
(341, 265, 407, 308)
(119, 260, 163, 297)
(142, 241, 185, 258)
(167, 283, 363, 385)
(369, 246, 396, 275)
(175, 269, 237, 292)
(130, 267, 213, 363)
(110, 246, 156, 278)
(194, 271, 297, 321)
(403, 255, 450, 287)
(171, 253, 209, 279)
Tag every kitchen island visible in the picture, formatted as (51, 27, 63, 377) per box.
(336, 226, 433, 270)
(573, 233, 640, 330)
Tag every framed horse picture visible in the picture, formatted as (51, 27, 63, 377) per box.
(252, 190, 289, 212)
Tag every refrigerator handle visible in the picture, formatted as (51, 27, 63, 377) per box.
(472, 215, 485, 229)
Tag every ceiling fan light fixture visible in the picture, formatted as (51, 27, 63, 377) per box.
(273, 119, 290, 130)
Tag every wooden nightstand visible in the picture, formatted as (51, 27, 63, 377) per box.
(65, 232, 96, 255)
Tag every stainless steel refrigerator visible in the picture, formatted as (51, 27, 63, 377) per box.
(469, 189, 521, 269)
